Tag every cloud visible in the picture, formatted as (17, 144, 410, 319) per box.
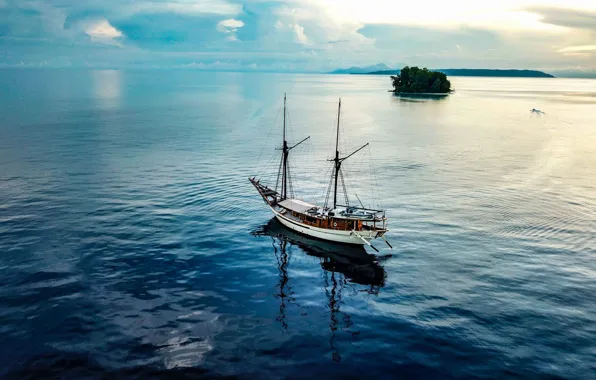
(305, 0, 593, 31)
(130, 1, 241, 16)
(85, 19, 123, 45)
(527, 7, 596, 31)
(274, 21, 309, 45)
(216, 18, 244, 41)
(1, 0, 596, 74)
(111, 12, 231, 50)
(557, 45, 596, 52)
(292, 23, 308, 44)
(217, 18, 244, 32)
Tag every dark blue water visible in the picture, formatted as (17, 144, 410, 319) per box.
(1, 69, 595, 379)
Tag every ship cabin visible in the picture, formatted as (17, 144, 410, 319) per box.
(277, 199, 387, 232)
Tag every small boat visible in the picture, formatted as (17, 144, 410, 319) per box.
(249, 95, 391, 251)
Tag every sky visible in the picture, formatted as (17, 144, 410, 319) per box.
(1, 0, 596, 76)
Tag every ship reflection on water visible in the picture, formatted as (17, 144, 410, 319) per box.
(252, 218, 388, 362)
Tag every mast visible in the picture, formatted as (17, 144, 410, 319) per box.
(281, 94, 288, 200)
(277, 94, 310, 201)
(329, 98, 369, 210)
(333, 99, 341, 209)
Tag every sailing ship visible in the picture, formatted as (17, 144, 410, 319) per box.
(249, 95, 391, 251)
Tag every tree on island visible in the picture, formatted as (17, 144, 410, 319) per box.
(391, 66, 451, 93)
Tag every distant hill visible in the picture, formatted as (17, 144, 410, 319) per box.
(329, 63, 391, 74)
(443, 69, 554, 77)
(359, 70, 400, 75)
(351, 68, 555, 78)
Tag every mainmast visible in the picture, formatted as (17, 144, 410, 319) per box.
(281, 94, 289, 200)
(332, 99, 341, 209)
(330, 98, 369, 209)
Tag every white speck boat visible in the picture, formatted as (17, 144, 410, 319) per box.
(250, 95, 391, 251)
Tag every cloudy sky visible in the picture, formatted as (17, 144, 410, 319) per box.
(1, 0, 595, 75)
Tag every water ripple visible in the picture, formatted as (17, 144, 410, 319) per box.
(1, 71, 595, 379)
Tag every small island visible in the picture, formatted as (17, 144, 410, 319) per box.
(391, 66, 451, 94)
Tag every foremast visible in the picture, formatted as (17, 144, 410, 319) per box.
(277, 94, 309, 201)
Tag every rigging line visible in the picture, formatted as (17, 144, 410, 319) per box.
(341, 150, 365, 177)
(286, 158, 294, 199)
(368, 145, 382, 209)
(291, 159, 301, 199)
(265, 152, 282, 178)
(323, 168, 335, 209)
(256, 151, 279, 179)
(312, 162, 331, 205)
(339, 168, 350, 206)
(366, 156, 375, 209)
(298, 139, 314, 178)
(318, 163, 333, 203)
(288, 164, 295, 199)
(366, 146, 376, 209)
(274, 154, 283, 193)
(287, 152, 299, 196)
(258, 171, 277, 178)
(256, 143, 279, 180)
(355, 193, 366, 209)
(341, 164, 355, 203)
(255, 107, 282, 171)
(302, 140, 315, 180)
(284, 136, 311, 200)
(258, 154, 277, 176)
(337, 140, 368, 200)
(289, 153, 301, 197)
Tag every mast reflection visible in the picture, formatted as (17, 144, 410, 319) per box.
(252, 218, 387, 362)
(271, 236, 293, 330)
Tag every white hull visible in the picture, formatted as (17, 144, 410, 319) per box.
(270, 206, 376, 245)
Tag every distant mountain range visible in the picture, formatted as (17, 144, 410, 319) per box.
(329, 66, 555, 78)
(329, 63, 393, 74)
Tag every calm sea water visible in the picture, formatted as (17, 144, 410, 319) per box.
(1, 70, 595, 379)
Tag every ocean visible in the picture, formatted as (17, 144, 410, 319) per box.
(1, 69, 595, 379)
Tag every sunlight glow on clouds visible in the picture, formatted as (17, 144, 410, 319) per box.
(217, 19, 244, 33)
(274, 21, 310, 45)
(85, 19, 123, 45)
(314, 0, 596, 31)
(557, 45, 596, 53)
(292, 24, 308, 44)
(279, 22, 308, 45)
(217, 18, 244, 41)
